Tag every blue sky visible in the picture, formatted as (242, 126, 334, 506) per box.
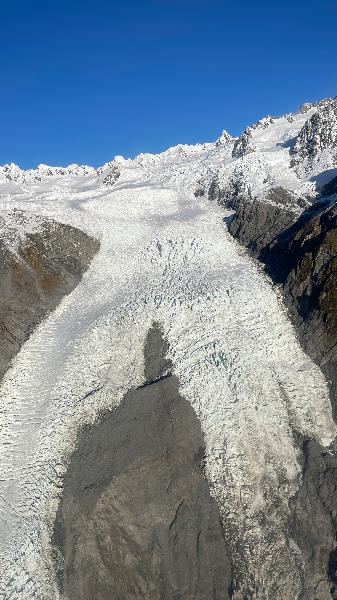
(1, 0, 336, 168)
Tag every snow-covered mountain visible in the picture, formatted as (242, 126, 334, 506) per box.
(2, 96, 337, 201)
(0, 162, 96, 184)
(0, 97, 337, 600)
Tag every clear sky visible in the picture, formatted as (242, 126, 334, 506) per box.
(1, 0, 337, 168)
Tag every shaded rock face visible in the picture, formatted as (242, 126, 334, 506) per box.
(231, 116, 275, 158)
(215, 130, 232, 148)
(227, 193, 298, 258)
(0, 218, 99, 380)
(224, 194, 337, 419)
(289, 440, 337, 600)
(53, 324, 232, 600)
(209, 176, 252, 211)
(261, 202, 337, 420)
(223, 193, 337, 597)
(231, 128, 255, 158)
(321, 176, 337, 198)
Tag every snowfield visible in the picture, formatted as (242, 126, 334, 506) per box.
(0, 100, 337, 598)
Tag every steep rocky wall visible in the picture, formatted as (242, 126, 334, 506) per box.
(53, 324, 233, 600)
(223, 192, 337, 416)
(289, 440, 337, 600)
(0, 216, 100, 380)
(227, 197, 297, 258)
(261, 202, 337, 420)
(222, 192, 337, 598)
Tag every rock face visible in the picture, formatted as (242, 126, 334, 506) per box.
(215, 129, 233, 148)
(231, 117, 275, 158)
(231, 128, 255, 158)
(223, 193, 337, 598)
(0, 216, 99, 380)
(53, 324, 232, 600)
(102, 163, 120, 186)
(224, 191, 337, 420)
(289, 440, 337, 600)
(260, 202, 337, 420)
(227, 189, 300, 258)
(321, 176, 337, 198)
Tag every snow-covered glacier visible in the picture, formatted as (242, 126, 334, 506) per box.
(0, 98, 337, 599)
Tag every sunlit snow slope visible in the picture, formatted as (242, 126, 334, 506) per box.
(0, 99, 337, 599)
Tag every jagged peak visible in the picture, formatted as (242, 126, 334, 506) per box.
(231, 116, 280, 158)
(215, 130, 233, 147)
(298, 96, 336, 114)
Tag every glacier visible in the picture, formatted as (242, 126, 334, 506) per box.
(0, 99, 337, 598)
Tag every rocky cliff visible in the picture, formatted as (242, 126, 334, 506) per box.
(217, 173, 337, 600)
(0, 213, 99, 380)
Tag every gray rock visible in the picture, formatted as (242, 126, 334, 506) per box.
(281, 204, 337, 419)
(231, 116, 275, 158)
(209, 175, 252, 211)
(215, 130, 232, 148)
(227, 193, 297, 258)
(53, 324, 233, 600)
(0, 215, 99, 380)
(289, 440, 337, 599)
(221, 189, 337, 598)
(194, 186, 205, 198)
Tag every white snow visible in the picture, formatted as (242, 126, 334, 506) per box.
(0, 101, 336, 599)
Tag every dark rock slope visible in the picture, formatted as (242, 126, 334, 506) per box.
(225, 192, 337, 418)
(223, 192, 337, 598)
(0, 214, 99, 380)
(289, 440, 337, 600)
(262, 201, 337, 421)
(53, 324, 233, 600)
(227, 188, 299, 258)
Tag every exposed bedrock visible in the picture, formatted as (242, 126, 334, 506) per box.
(210, 184, 308, 259)
(222, 191, 337, 417)
(0, 214, 99, 380)
(221, 189, 337, 597)
(261, 201, 337, 421)
(289, 440, 337, 600)
(53, 324, 232, 600)
(227, 192, 298, 258)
